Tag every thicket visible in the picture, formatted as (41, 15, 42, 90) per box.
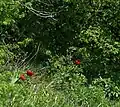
(0, 0, 120, 104)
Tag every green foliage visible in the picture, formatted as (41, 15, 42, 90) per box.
(69, 25, 120, 83)
(93, 78, 120, 100)
(64, 85, 111, 107)
(47, 55, 86, 90)
(18, 38, 33, 48)
(0, 0, 25, 25)
(0, 45, 14, 65)
(0, 70, 113, 107)
(0, 0, 120, 103)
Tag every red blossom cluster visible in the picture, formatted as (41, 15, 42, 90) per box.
(74, 59, 81, 65)
(19, 70, 34, 81)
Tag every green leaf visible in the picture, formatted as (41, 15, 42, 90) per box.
(10, 77, 19, 84)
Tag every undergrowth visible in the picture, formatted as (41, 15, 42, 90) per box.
(0, 68, 119, 107)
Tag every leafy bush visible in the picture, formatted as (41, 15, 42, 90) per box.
(0, 45, 14, 65)
(93, 78, 120, 100)
(0, 0, 25, 25)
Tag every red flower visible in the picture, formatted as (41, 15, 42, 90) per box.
(26, 70, 34, 76)
(74, 59, 81, 65)
(19, 74, 26, 80)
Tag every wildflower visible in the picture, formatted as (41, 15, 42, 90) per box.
(74, 59, 81, 65)
(26, 70, 34, 76)
(19, 74, 26, 80)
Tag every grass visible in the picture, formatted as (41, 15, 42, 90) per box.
(0, 68, 119, 107)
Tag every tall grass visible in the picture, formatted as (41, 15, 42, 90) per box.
(0, 69, 118, 107)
